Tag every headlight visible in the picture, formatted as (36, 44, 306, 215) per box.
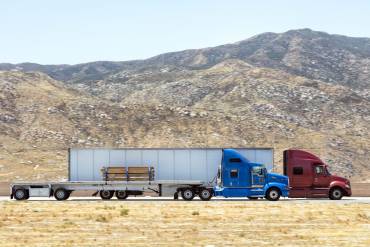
(345, 184, 350, 189)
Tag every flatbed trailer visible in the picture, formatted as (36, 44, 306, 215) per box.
(10, 180, 211, 201)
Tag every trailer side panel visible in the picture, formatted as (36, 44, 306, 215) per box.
(69, 148, 273, 182)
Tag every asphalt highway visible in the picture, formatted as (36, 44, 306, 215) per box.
(1, 196, 370, 203)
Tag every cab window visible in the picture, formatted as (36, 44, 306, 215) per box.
(252, 167, 264, 176)
(314, 166, 324, 175)
(229, 158, 241, 163)
(230, 169, 238, 178)
(293, 167, 303, 175)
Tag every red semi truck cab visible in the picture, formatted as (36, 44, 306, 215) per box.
(283, 149, 351, 200)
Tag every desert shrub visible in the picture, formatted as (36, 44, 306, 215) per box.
(120, 209, 129, 216)
(96, 215, 109, 223)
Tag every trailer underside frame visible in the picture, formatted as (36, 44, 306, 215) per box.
(10, 180, 212, 201)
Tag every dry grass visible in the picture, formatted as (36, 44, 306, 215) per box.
(0, 201, 369, 246)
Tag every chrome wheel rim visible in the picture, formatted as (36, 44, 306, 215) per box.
(56, 190, 65, 198)
(102, 191, 110, 197)
(333, 190, 341, 198)
(201, 190, 210, 198)
(184, 190, 193, 199)
(15, 190, 25, 198)
(117, 191, 126, 197)
(270, 190, 278, 199)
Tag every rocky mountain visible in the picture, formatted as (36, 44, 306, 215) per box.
(2, 29, 370, 89)
(0, 29, 369, 182)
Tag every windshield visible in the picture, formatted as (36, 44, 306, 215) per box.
(325, 166, 331, 175)
(252, 166, 265, 176)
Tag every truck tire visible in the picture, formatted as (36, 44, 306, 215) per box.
(116, 190, 128, 200)
(199, 188, 212, 201)
(329, 188, 343, 200)
(181, 188, 195, 201)
(100, 190, 114, 200)
(54, 188, 70, 201)
(265, 187, 281, 201)
(14, 188, 29, 200)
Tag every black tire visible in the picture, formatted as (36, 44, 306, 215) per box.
(14, 188, 28, 200)
(248, 197, 258, 200)
(116, 190, 128, 200)
(329, 187, 343, 200)
(100, 190, 114, 200)
(54, 188, 70, 201)
(24, 193, 30, 200)
(199, 188, 213, 201)
(65, 190, 71, 200)
(265, 187, 281, 201)
(181, 188, 195, 201)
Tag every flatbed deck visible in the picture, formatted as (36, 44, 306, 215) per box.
(10, 180, 211, 200)
(11, 180, 205, 186)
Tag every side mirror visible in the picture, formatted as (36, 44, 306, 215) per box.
(262, 168, 267, 176)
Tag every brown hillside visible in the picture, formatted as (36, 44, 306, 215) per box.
(0, 61, 369, 182)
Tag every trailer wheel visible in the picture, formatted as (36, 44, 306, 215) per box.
(329, 187, 343, 200)
(14, 188, 28, 200)
(199, 188, 212, 201)
(265, 187, 281, 201)
(116, 190, 128, 200)
(100, 190, 114, 200)
(54, 188, 70, 201)
(181, 188, 195, 201)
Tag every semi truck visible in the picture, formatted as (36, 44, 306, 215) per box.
(283, 149, 351, 200)
(10, 148, 288, 201)
(10, 148, 351, 201)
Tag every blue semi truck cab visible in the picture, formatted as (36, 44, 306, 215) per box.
(213, 149, 289, 201)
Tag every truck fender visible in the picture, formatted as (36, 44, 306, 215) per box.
(263, 182, 289, 197)
(329, 181, 346, 191)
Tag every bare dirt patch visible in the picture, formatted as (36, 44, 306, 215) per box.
(0, 201, 369, 246)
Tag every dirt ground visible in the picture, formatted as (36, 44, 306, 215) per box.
(0, 200, 369, 246)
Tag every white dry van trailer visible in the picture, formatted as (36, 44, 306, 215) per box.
(10, 148, 273, 200)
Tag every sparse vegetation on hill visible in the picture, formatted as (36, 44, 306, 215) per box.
(0, 29, 369, 182)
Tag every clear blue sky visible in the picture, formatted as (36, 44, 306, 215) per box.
(1, 0, 369, 65)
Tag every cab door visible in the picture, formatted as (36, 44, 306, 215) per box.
(251, 166, 265, 188)
(225, 168, 240, 187)
(312, 164, 330, 196)
(223, 158, 243, 187)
